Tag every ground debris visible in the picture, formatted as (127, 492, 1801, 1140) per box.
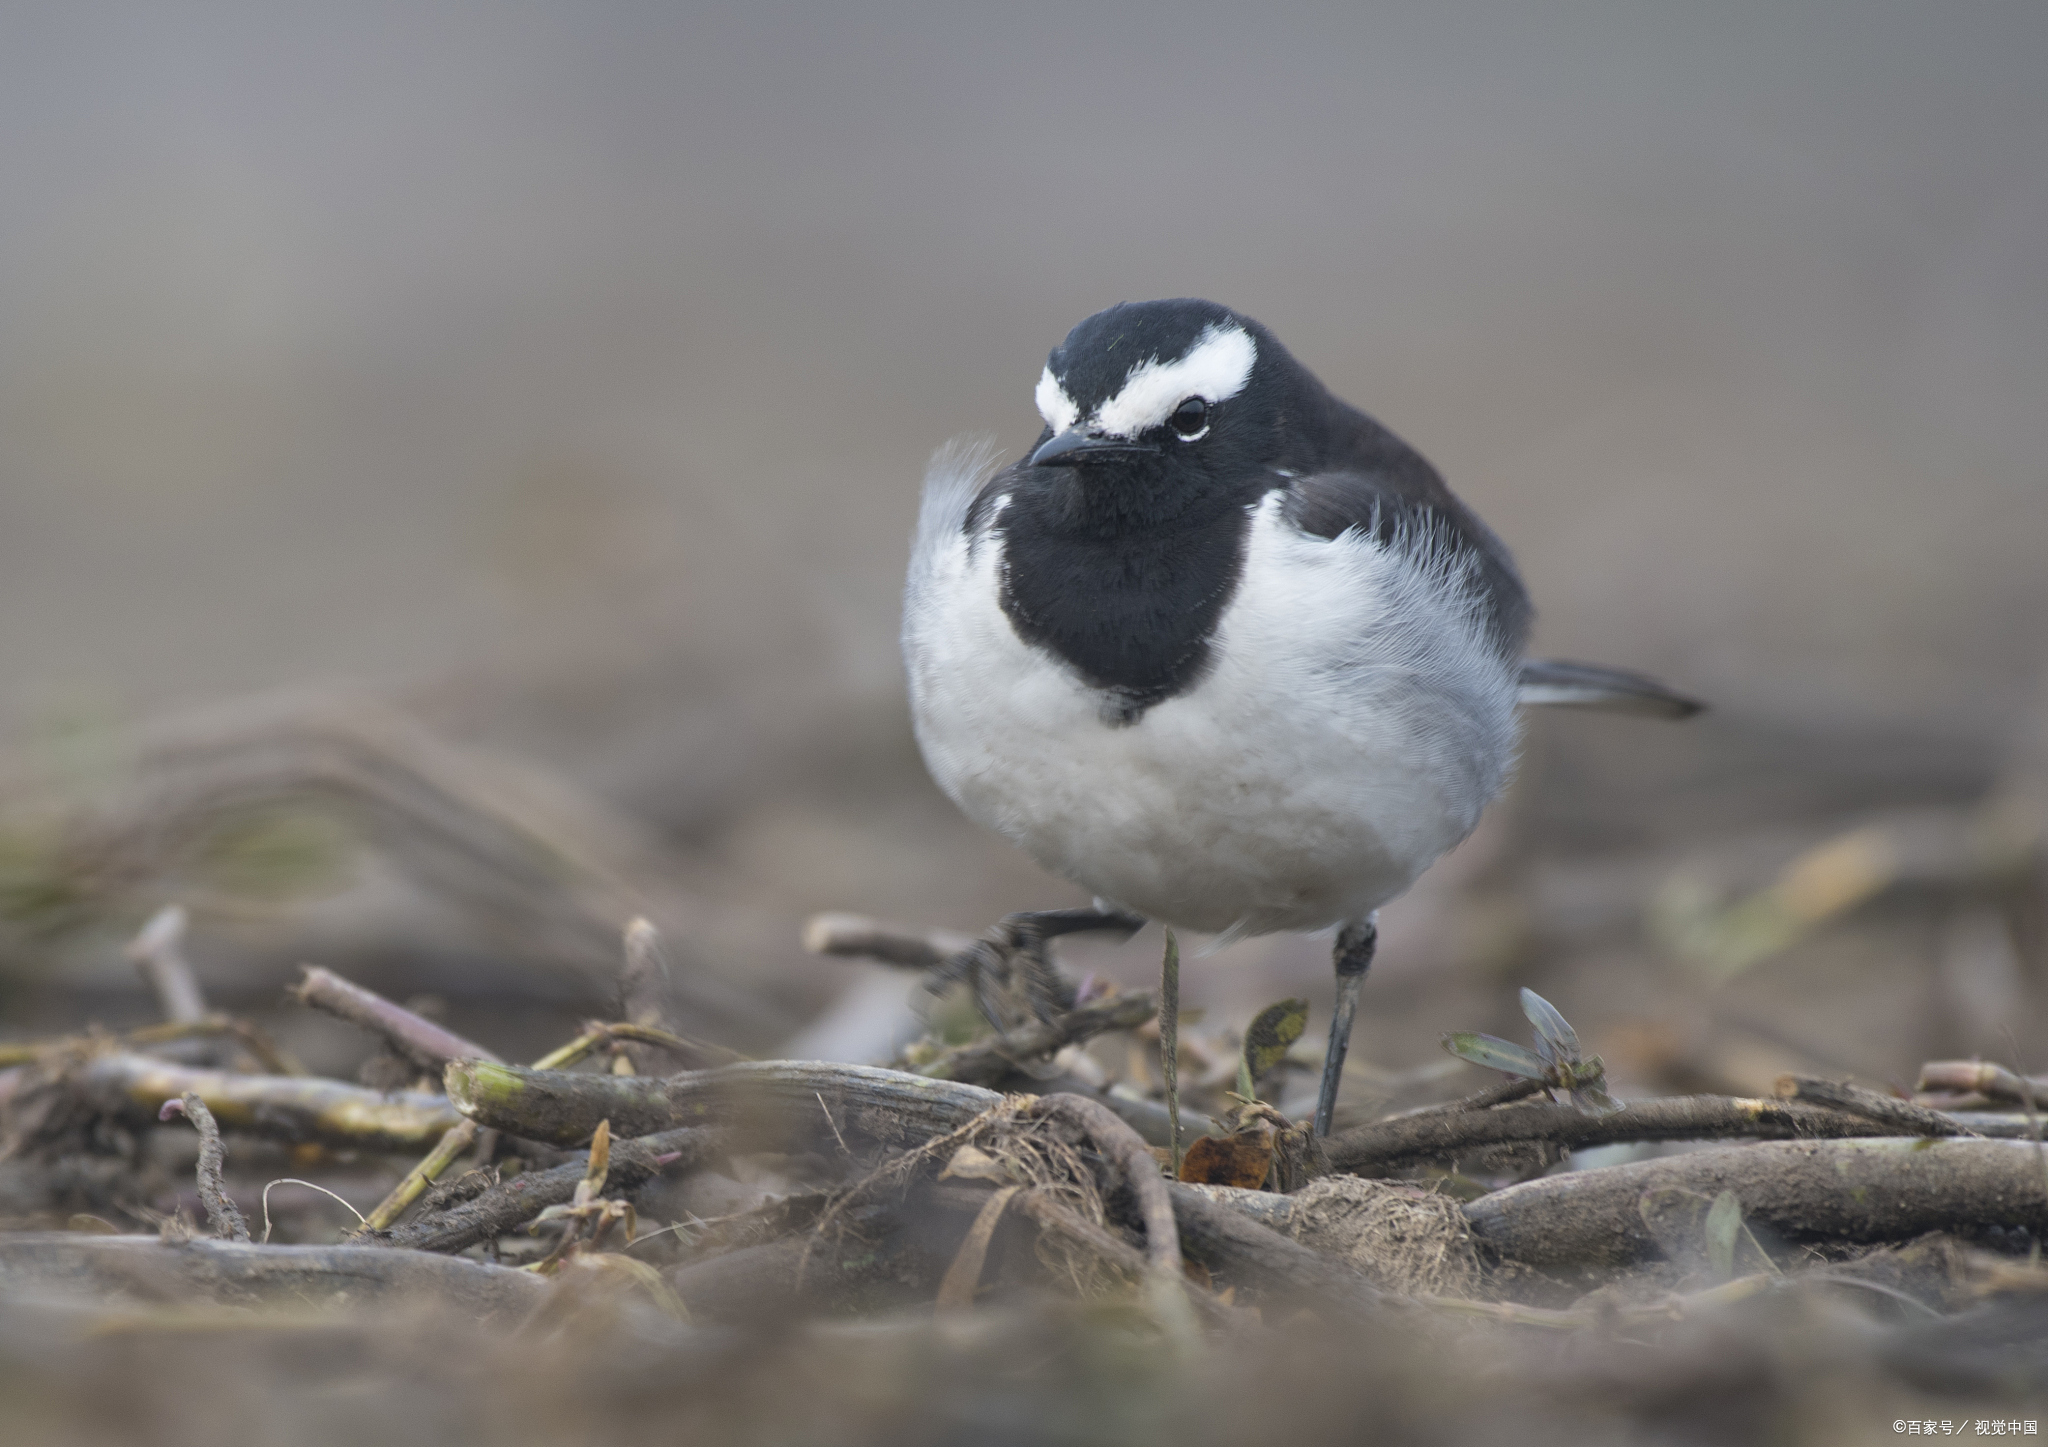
(1284, 1175, 1482, 1297)
(0, 699, 2039, 1442)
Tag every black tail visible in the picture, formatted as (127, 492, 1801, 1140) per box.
(1516, 658, 1705, 719)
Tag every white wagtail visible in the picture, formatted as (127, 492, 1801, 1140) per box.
(903, 298, 1699, 1136)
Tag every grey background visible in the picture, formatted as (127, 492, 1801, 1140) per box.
(2, 3, 2043, 1072)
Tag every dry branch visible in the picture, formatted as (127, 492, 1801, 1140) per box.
(356, 1022, 623, 1232)
(292, 965, 503, 1072)
(1462, 1137, 2048, 1267)
(916, 993, 1158, 1086)
(1776, 1075, 1978, 1138)
(987, 1073, 1208, 1150)
(1166, 1182, 1390, 1320)
(1401, 1076, 1547, 1117)
(616, 917, 675, 1073)
(1325, 1092, 1975, 1176)
(124, 906, 207, 1024)
(586, 1022, 744, 1071)
(160, 1093, 250, 1242)
(368, 1125, 729, 1254)
(0, 1232, 547, 1318)
(1918, 1059, 2048, 1108)
(802, 911, 979, 969)
(126, 1017, 304, 1076)
(445, 1059, 1001, 1149)
(75, 1052, 458, 1152)
(1023, 1095, 1180, 1281)
(0, 1018, 300, 1075)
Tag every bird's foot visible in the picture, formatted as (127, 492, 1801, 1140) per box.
(929, 906, 1144, 1034)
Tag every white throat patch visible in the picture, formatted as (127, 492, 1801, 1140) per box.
(1034, 323, 1258, 441)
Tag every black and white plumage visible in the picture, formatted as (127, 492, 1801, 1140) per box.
(902, 298, 1698, 1133)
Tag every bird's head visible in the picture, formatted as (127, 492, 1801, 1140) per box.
(1024, 300, 1324, 525)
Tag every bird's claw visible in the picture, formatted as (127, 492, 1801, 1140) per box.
(928, 907, 1143, 1034)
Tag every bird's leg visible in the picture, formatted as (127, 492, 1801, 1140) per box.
(931, 907, 1145, 1032)
(1312, 914, 1378, 1138)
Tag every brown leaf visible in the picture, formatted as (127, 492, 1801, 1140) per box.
(1176, 1128, 1275, 1189)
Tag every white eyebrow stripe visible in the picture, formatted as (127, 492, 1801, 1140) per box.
(1091, 324, 1257, 438)
(1035, 367, 1080, 434)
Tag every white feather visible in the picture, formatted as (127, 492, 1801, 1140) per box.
(1092, 324, 1257, 439)
(1034, 368, 1079, 434)
(904, 475, 1520, 938)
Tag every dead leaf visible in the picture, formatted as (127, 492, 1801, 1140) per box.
(1177, 1129, 1275, 1189)
(941, 1143, 1013, 1184)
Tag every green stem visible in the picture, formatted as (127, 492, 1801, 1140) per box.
(356, 1028, 615, 1233)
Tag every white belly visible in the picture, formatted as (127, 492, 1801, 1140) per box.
(904, 490, 1520, 937)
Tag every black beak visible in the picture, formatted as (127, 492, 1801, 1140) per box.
(1030, 429, 1160, 468)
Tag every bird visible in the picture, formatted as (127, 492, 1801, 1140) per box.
(902, 298, 1699, 1138)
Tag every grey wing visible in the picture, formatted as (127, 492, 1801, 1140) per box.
(1283, 462, 1532, 662)
(1517, 658, 1704, 719)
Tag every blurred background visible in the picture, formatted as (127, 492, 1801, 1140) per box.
(0, 1, 2044, 1106)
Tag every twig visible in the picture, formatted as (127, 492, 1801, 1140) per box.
(916, 993, 1157, 1086)
(159, 1092, 250, 1242)
(616, 917, 674, 1073)
(1325, 1092, 1954, 1176)
(445, 1059, 1002, 1150)
(1461, 1137, 2048, 1267)
(620, 917, 670, 1019)
(1398, 1076, 1547, 1117)
(1161, 930, 1182, 1180)
(124, 906, 207, 1024)
(1775, 1075, 1978, 1138)
(1166, 1182, 1390, 1321)
(358, 1121, 483, 1233)
(585, 1021, 744, 1071)
(1917, 1059, 2048, 1107)
(126, 1017, 305, 1076)
(1025, 1096, 1179, 1276)
(801, 912, 981, 969)
(291, 965, 503, 1073)
(0, 1017, 302, 1074)
(77, 1053, 459, 1152)
(1025, 1094, 1193, 1336)
(1171, 1183, 1298, 1232)
(997, 1073, 1210, 1149)
(358, 1024, 619, 1232)
(367, 1126, 727, 1254)
(0, 1233, 547, 1319)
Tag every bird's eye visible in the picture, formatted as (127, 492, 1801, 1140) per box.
(1168, 396, 1208, 438)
